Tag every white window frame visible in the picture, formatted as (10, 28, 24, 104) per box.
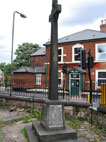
(72, 44, 84, 62)
(58, 47, 63, 63)
(58, 71, 63, 87)
(36, 74, 41, 85)
(96, 70, 106, 89)
(95, 43, 106, 62)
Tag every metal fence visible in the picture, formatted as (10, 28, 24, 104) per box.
(0, 78, 69, 100)
(0, 78, 106, 107)
(82, 81, 106, 107)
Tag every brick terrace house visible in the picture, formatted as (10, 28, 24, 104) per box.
(13, 21, 106, 96)
(45, 21, 106, 95)
(13, 48, 46, 90)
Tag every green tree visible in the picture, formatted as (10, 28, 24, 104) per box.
(13, 42, 40, 68)
(0, 62, 11, 77)
(0, 62, 6, 72)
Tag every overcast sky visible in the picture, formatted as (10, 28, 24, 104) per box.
(0, 0, 106, 63)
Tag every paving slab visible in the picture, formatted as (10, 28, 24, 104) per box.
(0, 108, 26, 123)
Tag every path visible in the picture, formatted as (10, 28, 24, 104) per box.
(0, 107, 106, 142)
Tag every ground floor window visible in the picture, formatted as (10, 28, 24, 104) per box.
(58, 71, 62, 87)
(96, 70, 106, 87)
(36, 74, 41, 85)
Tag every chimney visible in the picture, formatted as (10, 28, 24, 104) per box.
(100, 19, 106, 32)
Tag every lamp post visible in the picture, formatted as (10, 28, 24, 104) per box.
(10, 11, 27, 96)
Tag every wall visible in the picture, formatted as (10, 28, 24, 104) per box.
(0, 97, 106, 128)
(13, 73, 35, 89)
(30, 55, 46, 67)
(13, 73, 46, 89)
(92, 110, 106, 128)
(46, 39, 106, 84)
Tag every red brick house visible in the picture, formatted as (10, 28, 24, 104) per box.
(13, 21, 106, 95)
(13, 48, 46, 89)
(45, 21, 106, 95)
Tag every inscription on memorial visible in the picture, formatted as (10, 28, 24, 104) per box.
(48, 105, 63, 128)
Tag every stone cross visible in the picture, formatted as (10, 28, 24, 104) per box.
(48, 0, 61, 100)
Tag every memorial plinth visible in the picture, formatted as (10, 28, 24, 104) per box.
(26, 100, 88, 142)
(32, 100, 78, 142)
(41, 101, 65, 130)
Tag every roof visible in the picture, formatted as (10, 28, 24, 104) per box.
(68, 67, 86, 74)
(30, 48, 46, 56)
(45, 29, 106, 46)
(14, 67, 45, 73)
(58, 29, 106, 43)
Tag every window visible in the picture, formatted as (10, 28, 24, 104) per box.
(96, 70, 106, 87)
(96, 43, 106, 61)
(72, 44, 83, 62)
(36, 74, 41, 85)
(58, 71, 62, 87)
(58, 48, 63, 62)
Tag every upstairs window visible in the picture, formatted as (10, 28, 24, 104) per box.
(58, 48, 63, 62)
(72, 44, 83, 62)
(96, 43, 106, 61)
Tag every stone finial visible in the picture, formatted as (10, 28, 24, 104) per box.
(48, 39, 50, 42)
(101, 19, 104, 25)
(100, 19, 106, 32)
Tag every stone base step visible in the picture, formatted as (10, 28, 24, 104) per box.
(56, 137, 88, 142)
(32, 122, 77, 142)
(25, 126, 38, 142)
(25, 123, 88, 142)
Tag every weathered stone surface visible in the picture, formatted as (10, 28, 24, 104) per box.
(64, 106, 90, 121)
(41, 103, 65, 130)
(48, 105, 63, 128)
(56, 137, 88, 142)
(26, 126, 37, 142)
(32, 122, 77, 142)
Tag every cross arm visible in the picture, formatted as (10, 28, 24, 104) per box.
(49, 4, 61, 22)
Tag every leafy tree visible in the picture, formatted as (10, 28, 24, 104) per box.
(4, 63, 11, 77)
(13, 42, 41, 68)
(0, 62, 6, 72)
(0, 62, 11, 77)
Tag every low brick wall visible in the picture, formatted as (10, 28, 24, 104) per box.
(64, 105, 106, 129)
(64, 106, 90, 121)
(0, 97, 106, 128)
(92, 106, 106, 128)
(0, 98, 43, 111)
